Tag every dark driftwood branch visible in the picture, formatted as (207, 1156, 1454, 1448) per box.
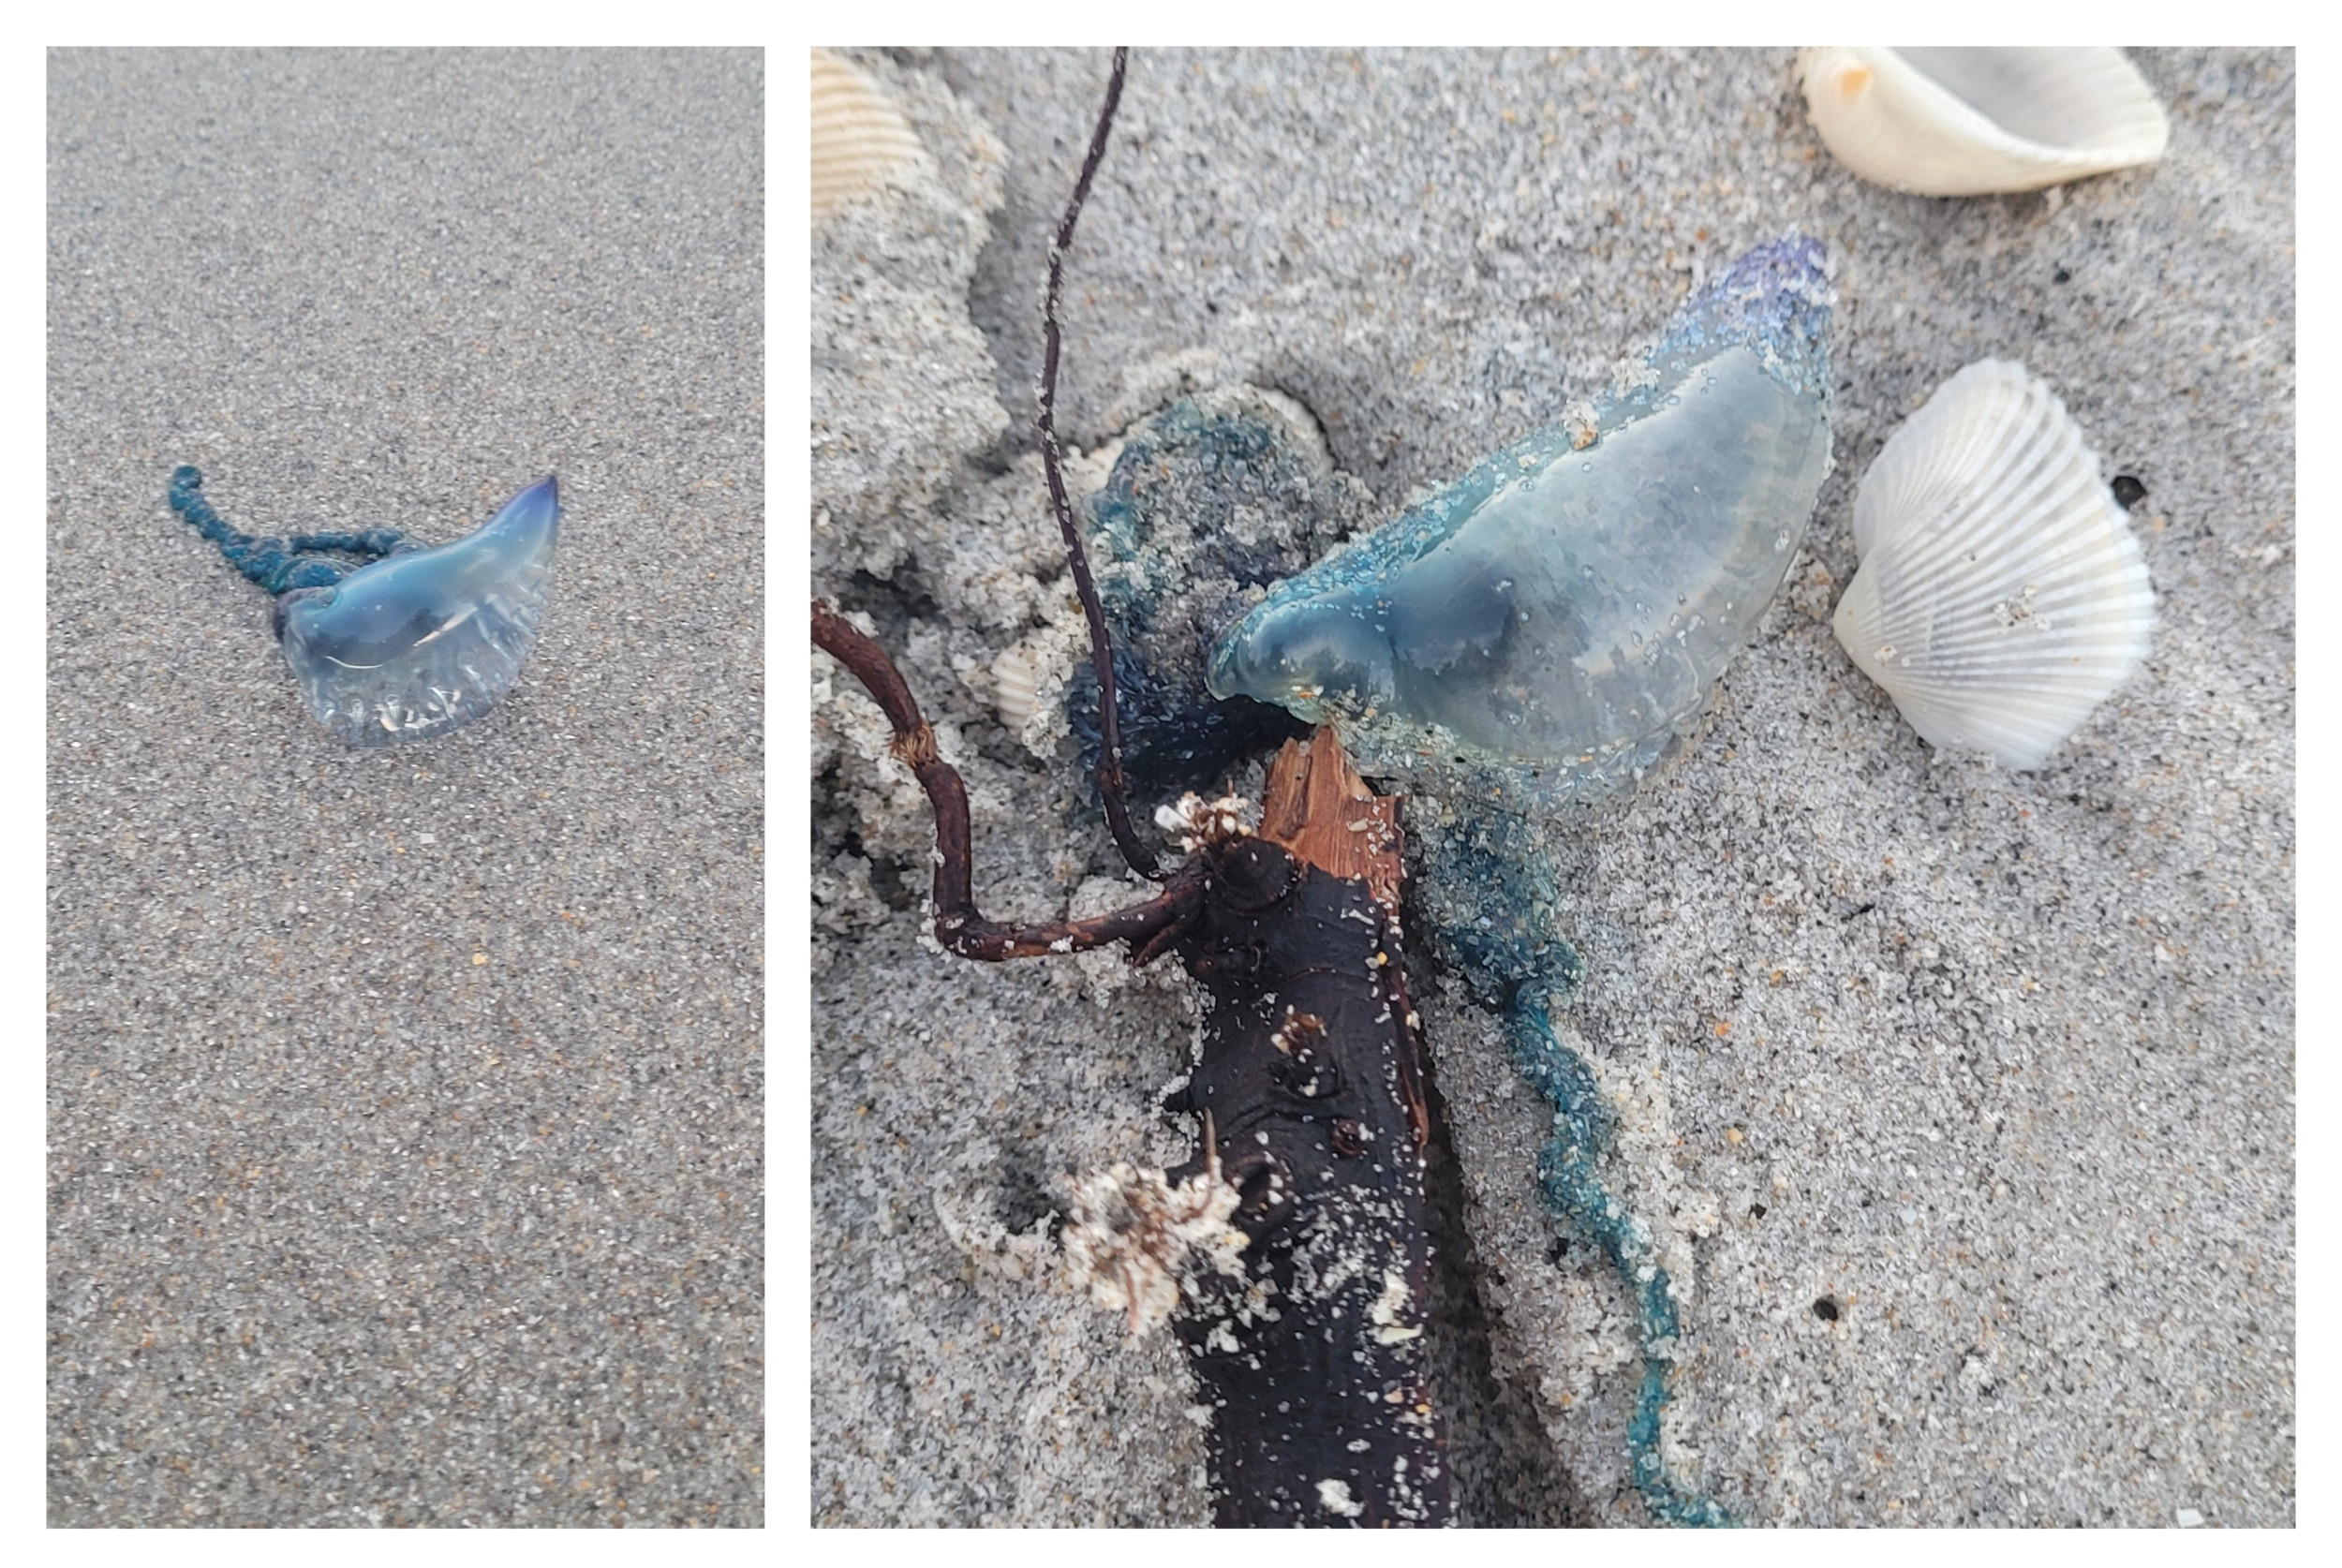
(1164, 734, 1450, 1526)
(813, 599, 1201, 962)
(1038, 45, 1159, 881)
(819, 45, 1449, 1526)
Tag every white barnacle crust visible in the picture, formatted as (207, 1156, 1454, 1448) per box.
(1316, 1478, 1365, 1518)
(1267, 1007, 1325, 1058)
(1060, 1138, 1246, 1335)
(1151, 791, 1257, 852)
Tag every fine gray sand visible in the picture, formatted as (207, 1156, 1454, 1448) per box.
(49, 50, 763, 1526)
(814, 48, 2294, 1527)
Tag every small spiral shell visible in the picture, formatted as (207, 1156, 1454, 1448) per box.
(991, 644, 1041, 731)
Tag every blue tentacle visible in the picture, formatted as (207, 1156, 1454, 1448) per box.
(170, 466, 416, 597)
(1417, 807, 1731, 1527)
(287, 528, 418, 558)
(1507, 997, 1732, 1529)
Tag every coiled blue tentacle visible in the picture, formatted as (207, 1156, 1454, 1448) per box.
(287, 527, 416, 558)
(169, 466, 415, 597)
(1417, 808, 1731, 1528)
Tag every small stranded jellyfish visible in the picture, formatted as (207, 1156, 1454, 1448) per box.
(1208, 236, 1834, 811)
(172, 466, 560, 747)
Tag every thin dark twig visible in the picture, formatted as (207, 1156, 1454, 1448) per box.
(1039, 45, 1160, 880)
(814, 600, 1202, 962)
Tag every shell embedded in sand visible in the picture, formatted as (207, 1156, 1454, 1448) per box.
(1801, 48, 2170, 196)
(812, 48, 927, 219)
(1831, 361, 2155, 769)
(990, 644, 1041, 730)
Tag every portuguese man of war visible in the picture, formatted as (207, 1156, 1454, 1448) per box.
(1205, 236, 1837, 1526)
(170, 465, 560, 747)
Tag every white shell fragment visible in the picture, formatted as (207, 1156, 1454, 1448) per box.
(989, 644, 1040, 730)
(1832, 361, 2155, 769)
(811, 48, 928, 219)
(1801, 48, 2170, 196)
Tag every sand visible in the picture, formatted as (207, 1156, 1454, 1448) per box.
(810, 46, 2292, 1529)
(48, 48, 764, 1527)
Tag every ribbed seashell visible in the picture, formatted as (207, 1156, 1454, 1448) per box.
(812, 48, 927, 219)
(1208, 237, 1835, 810)
(1801, 48, 2170, 196)
(1831, 361, 2155, 769)
(991, 644, 1041, 730)
(276, 477, 559, 747)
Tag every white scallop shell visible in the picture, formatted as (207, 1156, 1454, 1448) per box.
(1801, 48, 2170, 196)
(1831, 361, 2155, 769)
(812, 49, 928, 219)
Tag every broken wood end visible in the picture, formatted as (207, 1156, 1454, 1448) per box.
(1258, 729, 1403, 912)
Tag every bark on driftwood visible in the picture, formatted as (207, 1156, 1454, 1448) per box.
(1164, 733, 1449, 1526)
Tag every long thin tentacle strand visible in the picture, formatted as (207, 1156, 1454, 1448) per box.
(1416, 808, 1731, 1527)
(1506, 997, 1731, 1528)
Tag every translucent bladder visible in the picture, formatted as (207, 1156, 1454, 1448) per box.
(275, 477, 560, 747)
(1208, 238, 1835, 810)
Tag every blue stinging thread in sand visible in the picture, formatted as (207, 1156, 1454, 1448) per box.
(169, 465, 393, 596)
(1415, 807, 1732, 1528)
(170, 465, 560, 747)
